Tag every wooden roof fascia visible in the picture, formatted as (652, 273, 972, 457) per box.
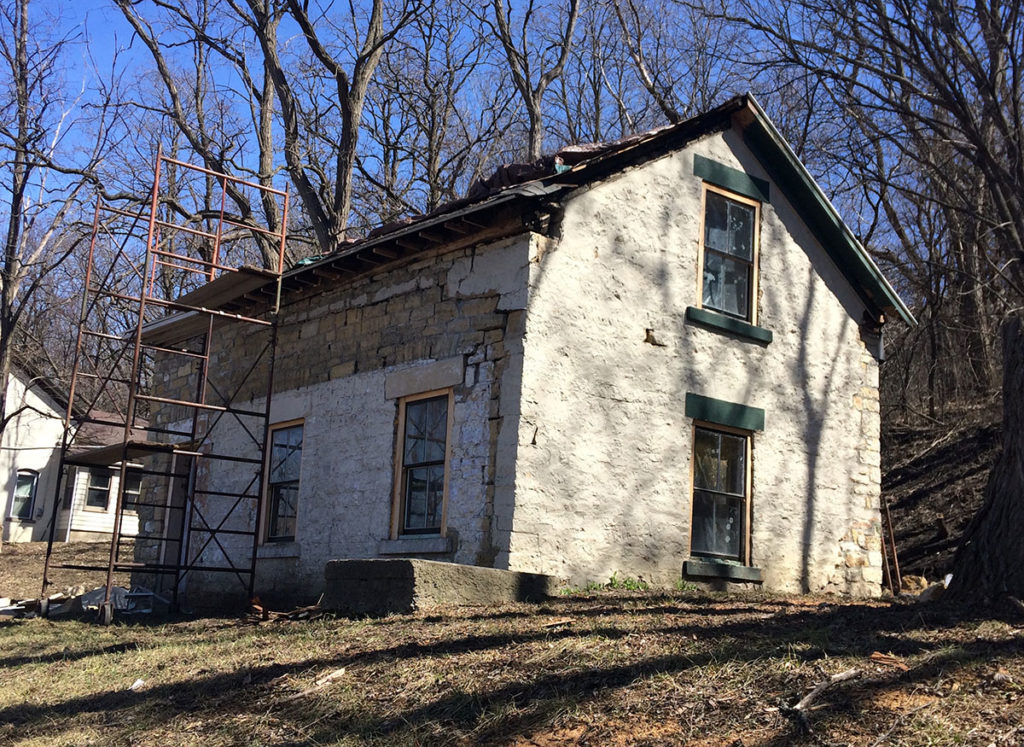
(737, 94, 916, 326)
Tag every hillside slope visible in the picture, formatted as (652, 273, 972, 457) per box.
(882, 419, 1000, 582)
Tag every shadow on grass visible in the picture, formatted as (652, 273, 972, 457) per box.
(1, 600, 1019, 744)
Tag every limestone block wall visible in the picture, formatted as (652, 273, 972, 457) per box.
(507, 125, 884, 594)
(140, 235, 535, 605)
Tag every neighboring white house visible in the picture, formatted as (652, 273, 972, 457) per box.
(1, 367, 66, 542)
(2, 366, 139, 543)
(139, 95, 913, 606)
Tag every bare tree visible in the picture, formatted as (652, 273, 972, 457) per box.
(486, 0, 580, 160)
(550, 2, 660, 145)
(0, 0, 123, 439)
(252, 0, 420, 250)
(726, 0, 1024, 604)
(354, 0, 517, 227)
(115, 0, 290, 267)
(612, 0, 746, 125)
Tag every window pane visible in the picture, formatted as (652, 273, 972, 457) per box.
(691, 490, 742, 559)
(12, 472, 36, 519)
(123, 471, 142, 508)
(86, 471, 110, 508)
(125, 472, 142, 493)
(719, 434, 746, 495)
(693, 428, 720, 491)
(702, 253, 749, 318)
(270, 426, 302, 483)
(267, 425, 302, 541)
(404, 396, 448, 465)
(705, 192, 754, 260)
(269, 481, 298, 539)
(404, 464, 444, 531)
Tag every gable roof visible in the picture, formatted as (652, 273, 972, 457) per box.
(256, 95, 915, 326)
(9, 357, 73, 419)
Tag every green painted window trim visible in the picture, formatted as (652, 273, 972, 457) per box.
(685, 306, 773, 344)
(684, 558, 763, 583)
(693, 154, 770, 202)
(685, 392, 765, 432)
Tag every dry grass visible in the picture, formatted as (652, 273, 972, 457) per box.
(0, 542, 133, 601)
(1, 591, 1022, 746)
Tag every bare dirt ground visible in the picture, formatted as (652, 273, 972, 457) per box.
(0, 541, 133, 601)
(2, 588, 1022, 746)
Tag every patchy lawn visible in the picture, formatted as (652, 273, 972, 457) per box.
(1, 592, 1021, 745)
(0, 542, 133, 602)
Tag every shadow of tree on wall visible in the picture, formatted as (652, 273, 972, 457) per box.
(514, 135, 873, 593)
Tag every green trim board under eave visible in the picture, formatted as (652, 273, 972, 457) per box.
(693, 154, 770, 202)
(685, 306, 773, 344)
(685, 392, 765, 431)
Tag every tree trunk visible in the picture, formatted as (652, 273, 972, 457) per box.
(946, 311, 1024, 606)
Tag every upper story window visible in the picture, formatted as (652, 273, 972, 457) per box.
(10, 470, 39, 521)
(395, 391, 452, 535)
(701, 186, 759, 322)
(266, 422, 303, 542)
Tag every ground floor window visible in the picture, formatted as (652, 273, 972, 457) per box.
(10, 470, 38, 520)
(394, 390, 452, 535)
(123, 469, 142, 510)
(691, 425, 750, 562)
(86, 469, 111, 510)
(266, 422, 303, 542)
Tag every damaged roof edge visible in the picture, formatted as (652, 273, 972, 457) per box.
(739, 94, 917, 326)
(281, 183, 563, 284)
(276, 93, 915, 327)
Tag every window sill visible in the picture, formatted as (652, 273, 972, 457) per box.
(257, 541, 300, 559)
(684, 558, 763, 583)
(685, 306, 773, 345)
(379, 535, 453, 555)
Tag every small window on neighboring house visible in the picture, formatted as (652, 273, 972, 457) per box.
(10, 470, 38, 521)
(266, 423, 303, 542)
(86, 470, 111, 510)
(701, 187, 759, 322)
(691, 426, 750, 563)
(394, 391, 452, 535)
(123, 470, 142, 511)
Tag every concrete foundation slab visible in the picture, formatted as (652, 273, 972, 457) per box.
(322, 559, 560, 615)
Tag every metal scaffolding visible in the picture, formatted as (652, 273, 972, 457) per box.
(41, 150, 289, 622)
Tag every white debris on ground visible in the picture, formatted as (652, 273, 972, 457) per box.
(0, 584, 166, 618)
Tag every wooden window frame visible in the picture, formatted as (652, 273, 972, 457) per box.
(262, 419, 304, 544)
(687, 421, 753, 565)
(84, 469, 112, 512)
(390, 388, 454, 539)
(696, 183, 761, 325)
(9, 469, 39, 521)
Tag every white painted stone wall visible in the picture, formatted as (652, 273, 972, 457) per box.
(168, 236, 533, 604)
(505, 126, 883, 594)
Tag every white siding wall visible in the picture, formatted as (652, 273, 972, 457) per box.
(65, 466, 140, 539)
(1, 372, 65, 542)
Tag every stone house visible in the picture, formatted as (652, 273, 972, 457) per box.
(3, 366, 139, 543)
(141, 95, 912, 605)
